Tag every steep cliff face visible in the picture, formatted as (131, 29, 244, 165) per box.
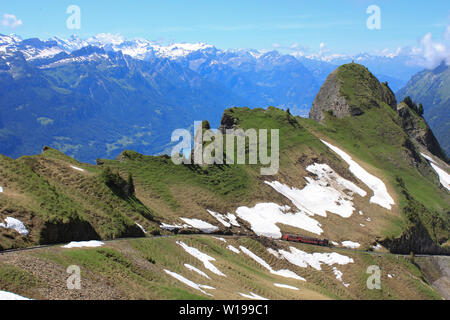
(309, 69, 350, 122)
(309, 63, 397, 122)
(397, 102, 447, 162)
(397, 63, 450, 158)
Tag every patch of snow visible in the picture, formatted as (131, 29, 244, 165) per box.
(366, 217, 372, 222)
(227, 245, 240, 254)
(0, 291, 31, 300)
(135, 222, 146, 234)
(184, 264, 210, 279)
(277, 247, 354, 271)
(331, 241, 340, 246)
(372, 244, 383, 251)
(207, 210, 240, 227)
(27, 47, 65, 60)
(70, 165, 85, 172)
(0, 186, 3, 193)
(0, 217, 29, 236)
(153, 42, 214, 58)
(360, 224, 365, 227)
(274, 283, 300, 291)
(239, 246, 306, 281)
(62, 240, 104, 248)
(239, 292, 269, 300)
(265, 163, 366, 219)
(421, 153, 434, 162)
(341, 241, 360, 249)
(387, 274, 393, 278)
(164, 269, 214, 296)
(267, 248, 282, 259)
(177, 241, 226, 277)
(213, 237, 227, 243)
(421, 153, 450, 191)
(160, 222, 189, 231)
(333, 267, 350, 287)
(359, 211, 364, 216)
(180, 218, 219, 234)
(429, 163, 450, 191)
(236, 203, 323, 238)
(39, 53, 110, 69)
(321, 140, 395, 210)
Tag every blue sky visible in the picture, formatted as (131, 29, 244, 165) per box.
(1, 0, 449, 55)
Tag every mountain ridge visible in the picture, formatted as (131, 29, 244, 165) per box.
(397, 63, 450, 158)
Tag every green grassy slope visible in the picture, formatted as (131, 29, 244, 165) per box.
(0, 236, 441, 300)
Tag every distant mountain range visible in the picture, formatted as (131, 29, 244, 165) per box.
(0, 33, 431, 162)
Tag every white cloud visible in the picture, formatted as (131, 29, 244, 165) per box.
(318, 42, 329, 56)
(418, 32, 449, 68)
(406, 24, 450, 69)
(374, 25, 450, 69)
(2, 13, 23, 29)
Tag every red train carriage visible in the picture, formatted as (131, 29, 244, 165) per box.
(282, 234, 329, 247)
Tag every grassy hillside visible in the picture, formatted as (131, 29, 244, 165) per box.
(0, 235, 441, 300)
(0, 148, 156, 250)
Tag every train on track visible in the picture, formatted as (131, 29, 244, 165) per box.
(281, 234, 330, 247)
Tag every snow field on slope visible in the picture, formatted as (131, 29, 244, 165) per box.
(207, 210, 240, 228)
(160, 219, 219, 233)
(236, 203, 323, 238)
(239, 292, 269, 300)
(164, 269, 215, 296)
(239, 246, 305, 281)
(239, 161, 374, 239)
(135, 222, 146, 234)
(70, 165, 85, 172)
(333, 267, 350, 287)
(276, 247, 354, 271)
(184, 264, 211, 279)
(274, 283, 300, 291)
(62, 240, 105, 248)
(0, 217, 29, 236)
(341, 241, 361, 249)
(213, 237, 227, 243)
(177, 241, 226, 277)
(0, 291, 31, 300)
(160, 222, 190, 231)
(421, 153, 450, 191)
(265, 163, 366, 219)
(227, 245, 241, 254)
(179, 218, 219, 233)
(321, 140, 395, 210)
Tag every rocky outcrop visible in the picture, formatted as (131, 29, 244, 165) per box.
(397, 102, 447, 161)
(309, 63, 397, 122)
(381, 82, 397, 110)
(380, 222, 449, 255)
(415, 256, 450, 300)
(309, 69, 350, 122)
(218, 109, 240, 133)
